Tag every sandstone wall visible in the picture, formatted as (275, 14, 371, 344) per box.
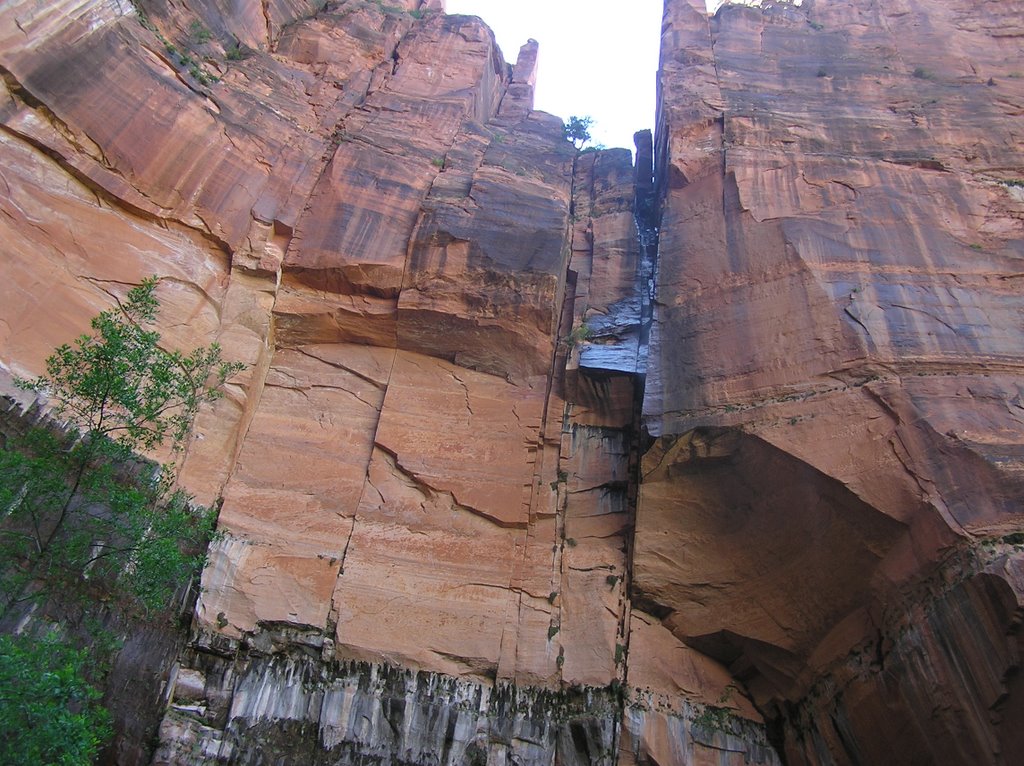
(1, 0, 1022, 764)
(640, 0, 1024, 763)
(0, 1, 777, 763)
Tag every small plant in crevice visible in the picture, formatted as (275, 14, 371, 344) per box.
(226, 42, 254, 61)
(163, 42, 219, 85)
(189, 20, 212, 44)
(373, 0, 408, 15)
(565, 537, 578, 548)
(563, 323, 591, 348)
(605, 574, 619, 588)
(913, 66, 933, 80)
(817, 67, 828, 78)
(548, 624, 560, 640)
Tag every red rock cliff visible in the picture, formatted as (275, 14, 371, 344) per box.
(643, 0, 1024, 763)
(0, 0, 1022, 764)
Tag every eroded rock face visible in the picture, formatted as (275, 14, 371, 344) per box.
(2, 0, 1021, 764)
(640, 0, 1024, 763)
(0, 1, 773, 763)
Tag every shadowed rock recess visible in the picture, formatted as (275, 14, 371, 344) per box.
(0, 0, 1022, 763)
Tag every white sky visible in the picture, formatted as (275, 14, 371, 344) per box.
(444, 0, 667, 154)
(442, 2, 793, 154)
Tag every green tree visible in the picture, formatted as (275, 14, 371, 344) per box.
(563, 115, 594, 149)
(0, 631, 111, 765)
(1, 276, 242, 613)
(0, 277, 242, 761)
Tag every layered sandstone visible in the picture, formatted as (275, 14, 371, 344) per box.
(640, 0, 1024, 763)
(1, 1, 773, 763)
(1, 0, 1022, 764)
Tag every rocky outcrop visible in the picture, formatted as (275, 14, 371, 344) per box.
(1, 0, 1022, 764)
(641, 0, 1024, 763)
(0, 1, 776, 762)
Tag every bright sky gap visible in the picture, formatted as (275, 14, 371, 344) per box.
(444, 2, 804, 155)
(444, 0, 664, 154)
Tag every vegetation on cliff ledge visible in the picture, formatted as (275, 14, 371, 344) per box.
(0, 277, 242, 760)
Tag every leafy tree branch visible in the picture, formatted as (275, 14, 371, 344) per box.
(0, 276, 244, 758)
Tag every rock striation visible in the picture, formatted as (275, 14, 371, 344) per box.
(0, 0, 1021, 764)
(640, 0, 1024, 763)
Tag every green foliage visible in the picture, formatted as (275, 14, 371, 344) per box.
(373, 1, 407, 14)
(188, 20, 212, 44)
(0, 632, 112, 764)
(20, 278, 242, 453)
(164, 43, 218, 85)
(3, 277, 241, 614)
(913, 66, 933, 80)
(563, 115, 594, 150)
(564, 323, 591, 348)
(693, 704, 734, 733)
(548, 624, 560, 640)
(430, 157, 445, 168)
(0, 278, 239, 763)
(226, 42, 253, 61)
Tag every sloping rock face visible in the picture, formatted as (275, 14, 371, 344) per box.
(641, 0, 1024, 763)
(1, 0, 1022, 764)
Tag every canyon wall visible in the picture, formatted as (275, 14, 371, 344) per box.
(0, 0, 1021, 764)
(643, 0, 1024, 763)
